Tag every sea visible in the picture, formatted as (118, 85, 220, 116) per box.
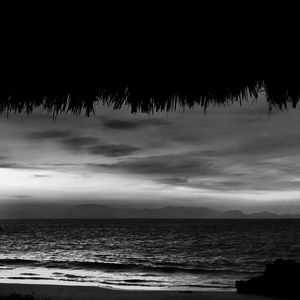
(0, 219, 299, 291)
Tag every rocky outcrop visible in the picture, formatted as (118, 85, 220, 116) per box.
(236, 259, 300, 298)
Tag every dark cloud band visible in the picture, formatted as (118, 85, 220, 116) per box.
(101, 118, 170, 130)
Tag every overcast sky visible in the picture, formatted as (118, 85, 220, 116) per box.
(1, 93, 300, 213)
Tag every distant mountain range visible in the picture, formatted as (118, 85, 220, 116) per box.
(64, 205, 300, 219)
(1, 204, 299, 219)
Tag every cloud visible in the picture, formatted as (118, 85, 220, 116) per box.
(27, 130, 139, 157)
(83, 148, 300, 192)
(84, 154, 247, 191)
(14, 195, 31, 199)
(0, 163, 69, 171)
(87, 144, 140, 157)
(27, 129, 73, 139)
(175, 133, 300, 161)
(0, 163, 42, 170)
(42, 163, 79, 167)
(232, 104, 270, 116)
(159, 177, 189, 185)
(220, 135, 300, 159)
(101, 118, 170, 130)
(60, 135, 140, 157)
(61, 137, 98, 152)
(88, 154, 223, 178)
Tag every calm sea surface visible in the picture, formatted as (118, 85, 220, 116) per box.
(0, 219, 299, 291)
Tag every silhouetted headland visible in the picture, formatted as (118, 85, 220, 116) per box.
(236, 259, 300, 298)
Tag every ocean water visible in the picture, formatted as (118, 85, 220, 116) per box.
(0, 219, 299, 291)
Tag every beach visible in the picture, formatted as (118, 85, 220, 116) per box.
(0, 283, 281, 300)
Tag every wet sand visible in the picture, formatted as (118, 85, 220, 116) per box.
(0, 283, 281, 300)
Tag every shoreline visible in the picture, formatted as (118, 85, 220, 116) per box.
(0, 283, 280, 300)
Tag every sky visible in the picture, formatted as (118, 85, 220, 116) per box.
(1, 92, 300, 214)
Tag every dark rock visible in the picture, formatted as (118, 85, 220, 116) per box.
(236, 259, 300, 298)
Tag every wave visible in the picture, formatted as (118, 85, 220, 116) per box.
(0, 258, 245, 275)
(8, 276, 51, 280)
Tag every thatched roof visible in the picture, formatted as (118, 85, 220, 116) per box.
(0, 72, 299, 116)
(2, 3, 299, 116)
(1, 33, 299, 116)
